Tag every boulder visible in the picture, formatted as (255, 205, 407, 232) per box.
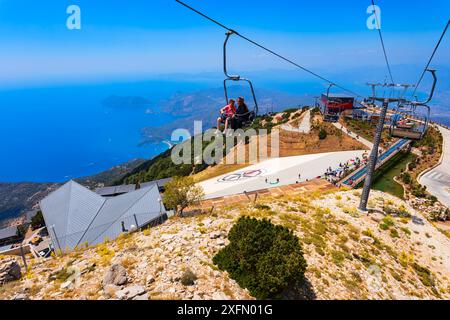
(103, 284, 122, 298)
(12, 293, 28, 300)
(216, 239, 226, 246)
(60, 280, 74, 290)
(115, 285, 146, 300)
(132, 293, 149, 300)
(361, 236, 375, 244)
(212, 292, 230, 300)
(192, 293, 203, 300)
(0, 259, 22, 285)
(209, 231, 222, 239)
(103, 264, 128, 287)
(202, 219, 212, 227)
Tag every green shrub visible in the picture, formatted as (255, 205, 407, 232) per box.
(428, 195, 438, 204)
(390, 229, 399, 238)
(180, 269, 197, 286)
(318, 128, 328, 140)
(254, 204, 271, 211)
(283, 107, 300, 114)
(401, 172, 412, 185)
(412, 263, 434, 287)
(379, 215, 395, 230)
(311, 106, 321, 115)
(31, 211, 45, 230)
(213, 216, 307, 299)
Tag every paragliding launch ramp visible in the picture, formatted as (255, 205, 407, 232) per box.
(200, 150, 366, 200)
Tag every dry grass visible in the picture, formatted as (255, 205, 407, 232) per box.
(279, 124, 368, 157)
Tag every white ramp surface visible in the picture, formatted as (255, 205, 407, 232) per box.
(200, 150, 366, 199)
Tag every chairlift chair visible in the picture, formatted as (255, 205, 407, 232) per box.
(223, 31, 259, 125)
(388, 69, 436, 141)
(322, 84, 340, 122)
(389, 104, 430, 141)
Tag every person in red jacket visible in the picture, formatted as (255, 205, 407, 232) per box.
(216, 99, 236, 134)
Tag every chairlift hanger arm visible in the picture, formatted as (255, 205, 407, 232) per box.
(412, 20, 449, 97)
(222, 31, 259, 115)
(413, 69, 437, 105)
(326, 84, 335, 97)
(223, 32, 255, 84)
(223, 31, 240, 80)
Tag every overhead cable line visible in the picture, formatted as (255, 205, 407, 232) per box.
(175, 0, 364, 98)
(371, 0, 395, 86)
(412, 19, 450, 97)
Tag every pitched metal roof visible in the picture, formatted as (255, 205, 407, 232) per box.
(141, 178, 172, 190)
(95, 178, 172, 197)
(95, 186, 117, 197)
(0, 244, 13, 253)
(325, 93, 355, 99)
(0, 226, 18, 240)
(40, 180, 165, 251)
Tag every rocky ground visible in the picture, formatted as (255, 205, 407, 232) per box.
(0, 189, 449, 300)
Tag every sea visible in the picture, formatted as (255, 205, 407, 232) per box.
(0, 80, 211, 183)
(0, 78, 447, 183)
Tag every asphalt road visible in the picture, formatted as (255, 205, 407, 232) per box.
(419, 126, 450, 207)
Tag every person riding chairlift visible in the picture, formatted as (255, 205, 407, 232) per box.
(216, 99, 236, 134)
(230, 97, 250, 130)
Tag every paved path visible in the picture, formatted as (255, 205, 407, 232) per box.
(332, 122, 374, 150)
(281, 110, 311, 134)
(298, 110, 311, 133)
(419, 126, 450, 207)
(199, 150, 366, 199)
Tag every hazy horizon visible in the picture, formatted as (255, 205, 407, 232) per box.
(0, 0, 449, 91)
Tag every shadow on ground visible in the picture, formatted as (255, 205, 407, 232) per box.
(280, 277, 317, 300)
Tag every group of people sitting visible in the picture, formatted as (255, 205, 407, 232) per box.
(215, 96, 250, 135)
(324, 155, 367, 186)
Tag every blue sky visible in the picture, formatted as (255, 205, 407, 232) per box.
(0, 0, 449, 88)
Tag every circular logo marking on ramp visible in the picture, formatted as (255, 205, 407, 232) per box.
(218, 169, 265, 183)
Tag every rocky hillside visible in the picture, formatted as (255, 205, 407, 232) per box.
(0, 188, 448, 300)
(76, 158, 146, 189)
(0, 182, 59, 228)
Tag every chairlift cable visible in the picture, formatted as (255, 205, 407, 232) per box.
(175, 0, 364, 98)
(370, 0, 395, 86)
(412, 19, 449, 97)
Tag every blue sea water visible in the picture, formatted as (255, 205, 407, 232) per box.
(2, 77, 445, 184)
(435, 116, 450, 127)
(0, 80, 210, 183)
